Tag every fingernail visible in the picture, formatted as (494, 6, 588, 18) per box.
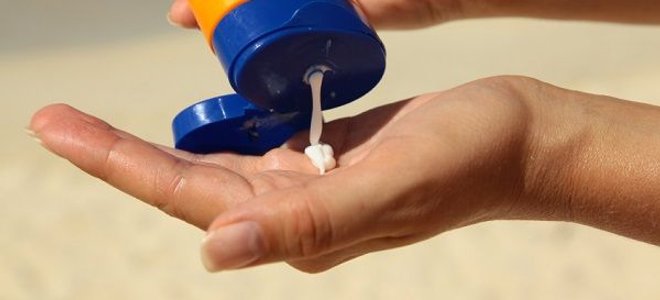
(25, 128, 42, 145)
(166, 13, 182, 27)
(201, 221, 265, 272)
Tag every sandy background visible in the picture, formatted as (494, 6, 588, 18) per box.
(3, 1, 660, 299)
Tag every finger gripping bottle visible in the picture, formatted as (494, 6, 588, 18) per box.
(172, 0, 386, 154)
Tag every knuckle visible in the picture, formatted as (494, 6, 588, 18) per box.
(152, 159, 192, 221)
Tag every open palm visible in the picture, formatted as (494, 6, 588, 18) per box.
(30, 77, 534, 272)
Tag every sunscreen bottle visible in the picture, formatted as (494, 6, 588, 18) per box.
(173, 0, 386, 154)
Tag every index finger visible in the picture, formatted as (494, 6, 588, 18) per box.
(169, 0, 198, 28)
(30, 104, 254, 228)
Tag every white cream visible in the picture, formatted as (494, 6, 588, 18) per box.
(304, 143, 336, 175)
(303, 67, 337, 175)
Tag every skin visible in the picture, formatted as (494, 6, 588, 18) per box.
(29, 1, 660, 273)
(30, 76, 660, 272)
(169, 0, 660, 29)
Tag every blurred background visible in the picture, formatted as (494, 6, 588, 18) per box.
(3, 1, 660, 299)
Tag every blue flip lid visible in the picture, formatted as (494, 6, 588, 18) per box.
(172, 94, 311, 155)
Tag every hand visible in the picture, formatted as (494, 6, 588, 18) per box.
(29, 76, 543, 272)
(29, 76, 660, 273)
(168, 0, 660, 29)
(167, 0, 467, 29)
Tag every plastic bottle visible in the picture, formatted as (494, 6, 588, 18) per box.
(173, 0, 386, 154)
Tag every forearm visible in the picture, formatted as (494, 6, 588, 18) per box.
(522, 82, 660, 245)
(464, 0, 660, 24)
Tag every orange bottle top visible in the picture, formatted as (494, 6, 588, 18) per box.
(187, 0, 247, 49)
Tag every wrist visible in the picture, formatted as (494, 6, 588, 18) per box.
(453, 76, 579, 223)
(516, 79, 660, 244)
(515, 79, 592, 222)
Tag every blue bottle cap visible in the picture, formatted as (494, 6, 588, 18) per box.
(172, 94, 311, 155)
(213, 0, 386, 112)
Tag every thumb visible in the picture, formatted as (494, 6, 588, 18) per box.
(199, 166, 391, 272)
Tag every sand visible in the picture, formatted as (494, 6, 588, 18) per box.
(2, 2, 660, 299)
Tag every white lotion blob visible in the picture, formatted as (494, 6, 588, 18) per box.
(304, 66, 337, 175)
(304, 143, 336, 175)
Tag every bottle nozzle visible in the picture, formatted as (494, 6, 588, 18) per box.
(303, 65, 332, 85)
